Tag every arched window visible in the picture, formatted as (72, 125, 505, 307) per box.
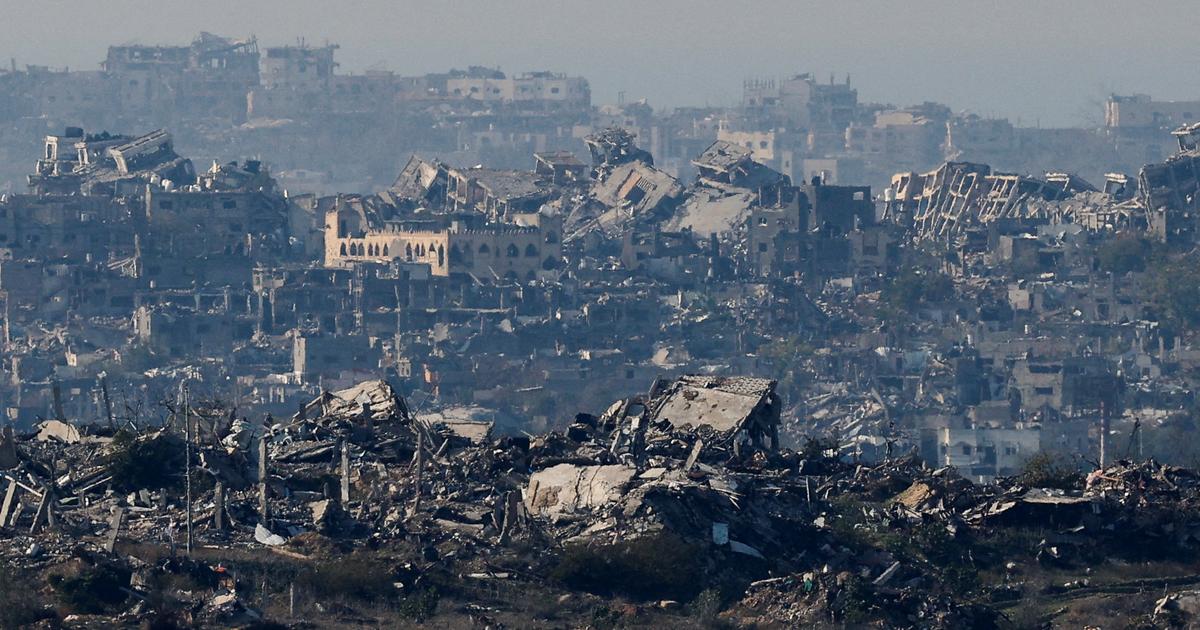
(542, 255, 560, 270)
(545, 231, 558, 244)
(506, 244, 519, 257)
(525, 244, 538, 257)
(449, 244, 462, 263)
(340, 243, 347, 256)
(437, 244, 445, 267)
(406, 243, 413, 261)
(478, 243, 490, 255)
(382, 244, 389, 256)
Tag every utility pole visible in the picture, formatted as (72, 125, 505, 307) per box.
(353, 267, 363, 335)
(3, 294, 10, 350)
(258, 433, 269, 523)
(183, 383, 192, 555)
(1138, 415, 1144, 461)
(339, 440, 350, 505)
(1098, 401, 1108, 470)
(100, 374, 114, 429)
(409, 428, 423, 517)
(51, 378, 65, 421)
(394, 284, 403, 336)
(213, 480, 225, 531)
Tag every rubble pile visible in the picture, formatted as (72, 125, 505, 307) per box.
(6, 25, 1200, 630)
(4, 376, 1200, 626)
(740, 574, 1004, 629)
(1086, 459, 1200, 508)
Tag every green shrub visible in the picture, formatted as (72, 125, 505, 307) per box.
(690, 587, 734, 628)
(551, 533, 704, 602)
(105, 430, 185, 492)
(1148, 255, 1200, 334)
(883, 268, 955, 310)
(395, 588, 439, 622)
(1096, 234, 1157, 274)
(297, 555, 393, 602)
(800, 436, 841, 461)
(839, 575, 877, 623)
(49, 564, 131, 614)
(1017, 451, 1082, 491)
(0, 565, 50, 627)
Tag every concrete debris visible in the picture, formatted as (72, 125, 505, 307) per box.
(585, 127, 654, 178)
(2, 373, 1200, 627)
(5, 28, 1200, 628)
(885, 161, 1077, 243)
(254, 523, 286, 546)
(35, 419, 83, 443)
(525, 463, 637, 516)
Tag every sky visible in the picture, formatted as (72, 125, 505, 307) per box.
(1, 0, 1197, 127)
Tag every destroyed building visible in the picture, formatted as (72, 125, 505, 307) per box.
(584, 127, 654, 177)
(3, 367, 1199, 627)
(6, 27, 1200, 627)
(1140, 123, 1200, 244)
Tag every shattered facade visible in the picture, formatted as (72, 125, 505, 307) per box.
(3, 29, 1200, 628)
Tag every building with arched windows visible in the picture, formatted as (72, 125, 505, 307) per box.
(324, 202, 561, 280)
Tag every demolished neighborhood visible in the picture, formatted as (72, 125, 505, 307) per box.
(4, 30, 1200, 629)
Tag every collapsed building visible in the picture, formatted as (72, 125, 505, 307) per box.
(885, 121, 1200, 247)
(29, 128, 196, 197)
(4, 374, 1200, 627)
(4, 37, 1200, 627)
(556, 128, 687, 243)
(883, 162, 1093, 243)
(583, 127, 654, 178)
(1140, 122, 1200, 243)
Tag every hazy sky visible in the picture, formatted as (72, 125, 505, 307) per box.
(2, 0, 1197, 126)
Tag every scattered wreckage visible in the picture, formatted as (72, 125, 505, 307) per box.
(5, 376, 1200, 627)
(885, 122, 1200, 246)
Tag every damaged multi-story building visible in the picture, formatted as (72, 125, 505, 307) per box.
(4, 32, 1200, 506)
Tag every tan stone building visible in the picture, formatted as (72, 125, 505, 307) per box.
(325, 203, 561, 280)
(1106, 94, 1200, 129)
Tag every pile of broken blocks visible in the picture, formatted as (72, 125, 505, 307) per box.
(7, 377, 1200, 626)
